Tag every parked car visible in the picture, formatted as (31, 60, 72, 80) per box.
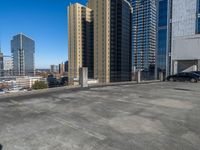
(190, 71, 200, 76)
(47, 76, 60, 88)
(167, 72, 200, 83)
(60, 77, 68, 86)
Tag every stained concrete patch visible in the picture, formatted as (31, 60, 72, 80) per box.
(107, 116, 164, 134)
(182, 132, 200, 147)
(150, 99, 193, 109)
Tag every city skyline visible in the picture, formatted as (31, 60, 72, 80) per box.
(0, 0, 87, 69)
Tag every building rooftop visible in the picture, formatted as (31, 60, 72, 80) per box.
(0, 82, 200, 150)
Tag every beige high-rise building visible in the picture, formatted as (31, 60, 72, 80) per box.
(59, 62, 65, 75)
(88, 0, 110, 83)
(68, 3, 93, 84)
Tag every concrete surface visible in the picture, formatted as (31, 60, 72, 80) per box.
(0, 82, 200, 150)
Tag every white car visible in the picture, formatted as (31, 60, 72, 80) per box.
(0, 89, 5, 94)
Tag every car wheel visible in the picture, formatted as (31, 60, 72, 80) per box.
(190, 78, 197, 83)
(169, 77, 174, 82)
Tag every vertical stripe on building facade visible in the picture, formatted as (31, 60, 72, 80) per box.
(156, 0, 172, 78)
(110, 0, 132, 82)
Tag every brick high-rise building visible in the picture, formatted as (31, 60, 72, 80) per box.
(88, 0, 110, 83)
(68, 3, 94, 84)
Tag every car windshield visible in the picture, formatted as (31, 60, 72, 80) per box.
(193, 73, 200, 76)
(194, 72, 200, 74)
(178, 73, 185, 75)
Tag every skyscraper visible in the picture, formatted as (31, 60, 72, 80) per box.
(88, 0, 132, 82)
(131, 0, 156, 78)
(156, 0, 172, 78)
(59, 62, 65, 75)
(68, 3, 94, 84)
(88, 0, 110, 83)
(11, 34, 35, 76)
(65, 61, 68, 73)
(50, 65, 59, 73)
(110, 0, 132, 82)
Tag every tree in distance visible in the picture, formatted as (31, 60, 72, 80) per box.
(32, 81, 48, 90)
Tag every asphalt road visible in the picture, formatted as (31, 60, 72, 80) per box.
(0, 82, 200, 150)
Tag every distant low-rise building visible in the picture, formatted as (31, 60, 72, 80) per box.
(3, 56, 13, 76)
(16, 76, 46, 89)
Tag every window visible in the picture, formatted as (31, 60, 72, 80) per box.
(198, 0, 200, 13)
(158, 0, 168, 27)
(198, 18, 200, 33)
(157, 28, 167, 71)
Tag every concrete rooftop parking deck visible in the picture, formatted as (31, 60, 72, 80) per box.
(0, 82, 200, 150)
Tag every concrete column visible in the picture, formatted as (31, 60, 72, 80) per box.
(173, 60, 178, 75)
(198, 60, 200, 71)
(79, 67, 88, 88)
(136, 70, 141, 83)
(159, 72, 164, 81)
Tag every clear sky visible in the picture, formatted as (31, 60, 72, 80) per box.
(0, 0, 87, 69)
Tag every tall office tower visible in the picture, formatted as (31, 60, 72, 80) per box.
(88, 0, 110, 83)
(131, 0, 156, 78)
(68, 3, 94, 84)
(11, 34, 35, 76)
(171, 0, 200, 74)
(110, 0, 132, 82)
(50, 65, 59, 73)
(155, 0, 172, 78)
(64, 61, 68, 73)
(59, 62, 65, 75)
(0, 51, 3, 77)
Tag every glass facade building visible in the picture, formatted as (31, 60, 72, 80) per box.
(11, 34, 35, 76)
(130, 0, 156, 79)
(110, 0, 132, 82)
(156, 0, 172, 78)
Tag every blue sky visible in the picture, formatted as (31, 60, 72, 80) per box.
(0, 0, 87, 69)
